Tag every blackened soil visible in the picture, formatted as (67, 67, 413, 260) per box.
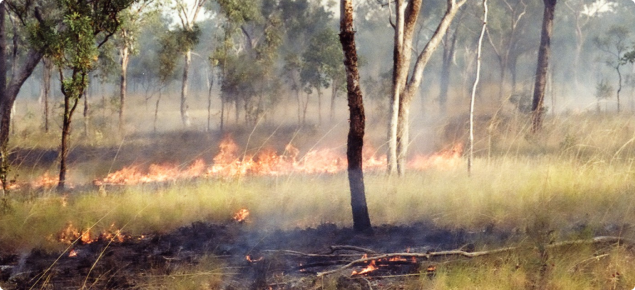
(0, 221, 506, 289)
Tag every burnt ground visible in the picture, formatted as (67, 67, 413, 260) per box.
(0, 221, 513, 289)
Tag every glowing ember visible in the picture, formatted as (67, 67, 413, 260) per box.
(233, 208, 250, 223)
(245, 255, 263, 262)
(100, 223, 126, 243)
(68, 249, 77, 257)
(0, 180, 20, 190)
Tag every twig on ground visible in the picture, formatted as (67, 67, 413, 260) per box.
(329, 245, 378, 254)
(316, 236, 635, 277)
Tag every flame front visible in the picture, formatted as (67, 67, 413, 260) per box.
(93, 136, 463, 186)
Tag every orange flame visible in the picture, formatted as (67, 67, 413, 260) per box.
(93, 136, 463, 186)
(352, 259, 378, 276)
(408, 143, 463, 170)
(31, 172, 61, 189)
(233, 208, 250, 223)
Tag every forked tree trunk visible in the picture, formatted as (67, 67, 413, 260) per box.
(118, 44, 130, 133)
(340, 0, 372, 234)
(0, 9, 43, 194)
(389, 0, 466, 176)
(531, 0, 557, 133)
(181, 49, 192, 127)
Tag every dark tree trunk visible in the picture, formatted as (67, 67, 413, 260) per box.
(0, 2, 6, 193)
(207, 70, 214, 132)
(181, 50, 192, 127)
(83, 89, 89, 136)
(118, 44, 129, 133)
(43, 58, 52, 133)
(531, 0, 557, 132)
(340, 0, 372, 234)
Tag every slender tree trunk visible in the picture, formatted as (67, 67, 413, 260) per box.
(340, 0, 372, 234)
(42, 58, 52, 133)
(295, 88, 301, 126)
(439, 27, 458, 114)
(206, 68, 214, 132)
(154, 89, 162, 133)
(390, 0, 466, 176)
(220, 97, 225, 132)
(531, 0, 557, 133)
(83, 89, 89, 136)
(0, 3, 6, 193)
(469, 0, 488, 176)
(58, 70, 85, 191)
(118, 44, 130, 133)
(181, 49, 192, 127)
(317, 88, 322, 126)
(330, 78, 337, 122)
(616, 65, 622, 113)
(387, 0, 412, 175)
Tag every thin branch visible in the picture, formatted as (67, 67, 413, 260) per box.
(317, 236, 635, 277)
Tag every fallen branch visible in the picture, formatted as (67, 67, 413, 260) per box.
(316, 236, 635, 277)
(329, 245, 378, 254)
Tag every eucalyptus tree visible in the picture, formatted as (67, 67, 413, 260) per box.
(115, 0, 157, 133)
(301, 27, 344, 125)
(387, 0, 467, 175)
(594, 25, 630, 114)
(563, 0, 617, 86)
(46, 0, 135, 190)
(213, 0, 282, 127)
(485, 0, 538, 100)
(171, 0, 208, 127)
(0, 0, 61, 192)
(340, 0, 372, 234)
(530, 0, 557, 132)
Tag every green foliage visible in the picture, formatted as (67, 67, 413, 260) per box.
(595, 79, 613, 101)
(623, 49, 635, 64)
(301, 28, 344, 94)
(158, 25, 201, 83)
(594, 25, 631, 67)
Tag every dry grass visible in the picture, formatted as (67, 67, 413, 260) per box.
(5, 93, 635, 288)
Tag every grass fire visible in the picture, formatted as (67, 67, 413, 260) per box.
(2, 0, 635, 289)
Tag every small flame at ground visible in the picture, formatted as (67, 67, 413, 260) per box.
(352, 259, 378, 276)
(56, 222, 127, 245)
(233, 209, 250, 223)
